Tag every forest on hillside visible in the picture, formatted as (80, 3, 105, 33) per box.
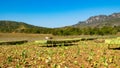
(0, 21, 120, 35)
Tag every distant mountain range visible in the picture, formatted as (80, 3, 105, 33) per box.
(0, 12, 120, 34)
(73, 12, 120, 27)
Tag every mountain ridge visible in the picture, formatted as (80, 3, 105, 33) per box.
(0, 12, 120, 35)
(73, 12, 120, 27)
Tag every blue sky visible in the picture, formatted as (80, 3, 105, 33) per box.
(0, 0, 120, 28)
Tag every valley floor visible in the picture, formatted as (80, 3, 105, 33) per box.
(0, 33, 120, 68)
(0, 40, 120, 68)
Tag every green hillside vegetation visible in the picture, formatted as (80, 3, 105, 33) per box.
(0, 21, 52, 34)
(0, 20, 120, 35)
(52, 26, 119, 35)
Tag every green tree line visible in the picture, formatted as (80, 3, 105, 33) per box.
(0, 21, 119, 35)
(52, 26, 119, 35)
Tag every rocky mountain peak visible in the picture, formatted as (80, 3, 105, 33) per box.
(86, 15, 108, 23)
(109, 13, 120, 18)
(85, 12, 120, 24)
(73, 12, 120, 27)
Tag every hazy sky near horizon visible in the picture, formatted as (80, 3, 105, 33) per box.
(0, 0, 120, 28)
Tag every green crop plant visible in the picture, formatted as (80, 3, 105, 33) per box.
(21, 50, 28, 58)
(36, 50, 42, 57)
(91, 61, 100, 68)
(74, 46, 81, 58)
(16, 64, 22, 68)
(87, 49, 95, 63)
(47, 49, 55, 57)
(7, 55, 13, 63)
(60, 51, 65, 58)
(52, 64, 61, 68)
(87, 56, 93, 63)
(73, 61, 79, 66)
(108, 56, 114, 64)
(103, 50, 107, 55)
(45, 56, 52, 66)
(77, 46, 80, 56)
(89, 49, 95, 56)
(81, 64, 85, 68)
(100, 56, 108, 68)
(19, 50, 28, 65)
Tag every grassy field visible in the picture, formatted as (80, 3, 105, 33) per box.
(0, 33, 120, 68)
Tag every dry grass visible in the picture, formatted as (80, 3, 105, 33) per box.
(0, 41, 120, 68)
(0, 33, 120, 68)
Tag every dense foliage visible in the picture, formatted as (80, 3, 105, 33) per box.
(0, 21, 52, 34)
(0, 21, 120, 35)
(52, 26, 119, 35)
